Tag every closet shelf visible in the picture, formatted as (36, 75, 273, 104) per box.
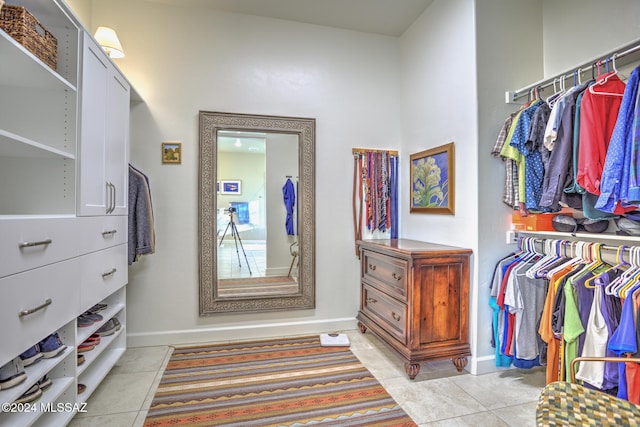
(0, 129, 75, 159)
(0, 31, 77, 92)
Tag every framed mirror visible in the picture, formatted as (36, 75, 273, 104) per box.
(199, 111, 315, 314)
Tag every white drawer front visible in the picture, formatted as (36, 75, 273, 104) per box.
(0, 258, 81, 366)
(0, 217, 81, 279)
(80, 244, 128, 312)
(0, 216, 128, 279)
(77, 216, 128, 254)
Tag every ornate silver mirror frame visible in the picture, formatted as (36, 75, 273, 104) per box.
(199, 111, 315, 314)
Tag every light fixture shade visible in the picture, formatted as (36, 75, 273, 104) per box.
(94, 26, 125, 58)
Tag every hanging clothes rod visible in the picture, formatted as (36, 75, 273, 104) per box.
(506, 38, 640, 104)
(352, 148, 399, 157)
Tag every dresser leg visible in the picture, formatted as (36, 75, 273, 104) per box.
(404, 363, 420, 380)
(452, 357, 468, 372)
(357, 322, 367, 333)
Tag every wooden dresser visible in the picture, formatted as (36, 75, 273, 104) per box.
(356, 239, 472, 379)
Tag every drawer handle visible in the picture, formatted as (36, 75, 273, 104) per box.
(102, 229, 118, 237)
(392, 272, 402, 281)
(102, 268, 117, 278)
(391, 312, 401, 322)
(368, 263, 377, 271)
(19, 298, 52, 317)
(366, 298, 378, 304)
(19, 239, 52, 249)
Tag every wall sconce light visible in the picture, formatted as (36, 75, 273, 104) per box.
(94, 26, 125, 59)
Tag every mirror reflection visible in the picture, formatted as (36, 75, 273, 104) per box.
(216, 131, 299, 297)
(199, 111, 315, 314)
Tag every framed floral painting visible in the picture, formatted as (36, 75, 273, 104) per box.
(410, 142, 454, 214)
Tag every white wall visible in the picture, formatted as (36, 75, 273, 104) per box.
(542, 0, 640, 77)
(475, 0, 543, 374)
(399, 0, 477, 248)
(83, 0, 403, 346)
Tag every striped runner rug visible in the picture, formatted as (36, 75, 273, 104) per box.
(144, 335, 416, 426)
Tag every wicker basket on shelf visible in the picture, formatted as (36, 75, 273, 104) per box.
(0, 4, 57, 70)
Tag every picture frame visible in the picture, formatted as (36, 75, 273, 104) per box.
(162, 142, 182, 164)
(220, 180, 242, 195)
(410, 142, 455, 214)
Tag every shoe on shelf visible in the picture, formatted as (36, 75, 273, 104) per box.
(77, 315, 94, 328)
(77, 342, 95, 353)
(78, 383, 86, 394)
(0, 357, 27, 390)
(39, 333, 67, 359)
(96, 319, 117, 336)
(19, 344, 43, 367)
(90, 303, 108, 313)
(14, 383, 42, 404)
(82, 311, 103, 322)
(77, 354, 85, 366)
(112, 317, 122, 331)
(37, 374, 52, 392)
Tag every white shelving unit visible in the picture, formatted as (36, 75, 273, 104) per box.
(0, 1, 134, 425)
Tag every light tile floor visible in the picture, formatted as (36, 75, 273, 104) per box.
(217, 239, 266, 278)
(69, 330, 545, 427)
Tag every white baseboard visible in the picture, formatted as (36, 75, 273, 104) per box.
(126, 317, 358, 347)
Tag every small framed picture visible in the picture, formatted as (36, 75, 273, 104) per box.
(220, 180, 241, 195)
(162, 142, 182, 164)
(410, 142, 455, 215)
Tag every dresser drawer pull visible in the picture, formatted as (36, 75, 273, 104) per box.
(19, 298, 52, 317)
(391, 312, 401, 322)
(366, 298, 378, 304)
(368, 263, 377, 271)
(392, 272, 402, 281)
(18, 239, 52, 249)
(102, 229, 118, 237)
(102, 268, 117, 278)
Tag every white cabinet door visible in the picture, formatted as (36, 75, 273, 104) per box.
(78, 32, 129, 216)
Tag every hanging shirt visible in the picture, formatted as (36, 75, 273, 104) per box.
(282, 178, 296, 236)
(595, 67, 640, 212)
(576, 72, 626, 195)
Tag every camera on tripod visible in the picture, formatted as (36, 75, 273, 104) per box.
(227, 207, 237, 213)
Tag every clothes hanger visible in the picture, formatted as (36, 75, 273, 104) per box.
(585, 245, 629, 289)
(617, 247, 640, 298)
(589, 58, 624, 96)
(607, 246, 640, 295)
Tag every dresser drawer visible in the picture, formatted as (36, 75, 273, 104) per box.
(0, 216, 127, 279)
(79, 244, 128, 312)
(0, 217, 82, 279)
(361, 284, 407, 344)
(0, 258, 81, 366)
(361, 250, 408, 300)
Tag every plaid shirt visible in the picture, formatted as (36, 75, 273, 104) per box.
(493, 113, 519, 208)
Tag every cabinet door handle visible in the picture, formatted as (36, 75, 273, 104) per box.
(106, 182, 112, 214)
(112, 183, 117, 213)
(391, 312, 401, 322)
(366, 298, 377, 304)
(18, 239, 52, 249)
(102, 229, 118, 237)
(368, 263, 376, 271)
(19, 298, 52, 317)
(102, 268, 117, 278)
(392, 272, 402, 281)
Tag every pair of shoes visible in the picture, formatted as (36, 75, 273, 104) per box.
(77, 311, 103, 327)
(77, 333, 102, 353)
(14, 383, 42, 404)
(20, 344, 43, 367)
(0, 357, 27, 390)
(39, 333, 67, 359)
(77, 354, 85, 366)
(78, 383, 86, 394)
(96, 318, 119, 336)
(37, 374, 52, 392)
(90, 303, 108, 313)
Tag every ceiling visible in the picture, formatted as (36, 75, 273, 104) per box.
(146, 0, 434, 37)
